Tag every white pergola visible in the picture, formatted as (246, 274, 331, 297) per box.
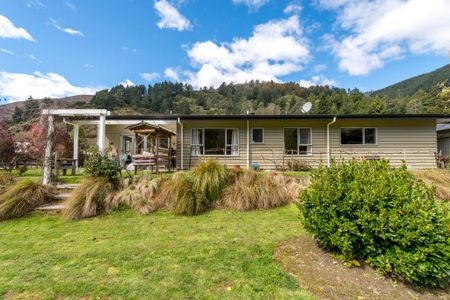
(41, 109, 110, 185)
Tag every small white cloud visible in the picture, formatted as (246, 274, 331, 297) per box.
(49, 18, 83, 37)
(154, 0, 192, 31)
(164, 68, 180, 81)
(232, 0, 270, 11)
(0, 48, 14, 55)
(25, 0, 46, 9)
(65, 1, 76, 11)
(299, 75, 336, 88)
(84, 63, 94, 68)
(140, 72, 160, 82)
(28, 54, 42, 64)
(0, 15, 35, 41)
(119, 79, 135, 87)
(284, 3, 302, 14)
(0, 71, 100, 102)
(121, 46, 138, 54)
(312, 64, 327, 73)
(63, 28, 83, 36)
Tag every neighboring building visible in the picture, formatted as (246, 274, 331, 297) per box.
(42, 110, 450, 170)
(437, 124, 450, 157)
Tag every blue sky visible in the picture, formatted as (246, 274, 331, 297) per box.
(0, 0, 449, 102)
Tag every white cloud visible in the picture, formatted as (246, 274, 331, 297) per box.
(319, 0, 450, 75)
(65, 1, 76, 11)
(154, 0, 192, 31)
(284, 3, 303, 14)
(122, 46, 137, 54)
(232, 0, 270, 11)
(26, 0, 46, 9)
(28, 54, 42, 64)
(0, 15, 34, 41)
(49, 18, 84, 37)
(180, 15, 310, 88)
(312, 64, 327, 73)
(84, 63, 94, 68)
(119, 79, 135, 87)
(0, 71, 100, 102)
(164, 68, 180, 81)
(299, 75, 336, 87)
(140, 72, 160, 81)
(0, 48, 14, 55)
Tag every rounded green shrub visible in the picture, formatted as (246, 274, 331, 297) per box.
(191, 159, 231, 204)
(84, 147, 121, 179)
(298, 159, 450, 287)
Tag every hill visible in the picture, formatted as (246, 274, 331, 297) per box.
(0, 95, 93, 121)
(374, 64, 450, 97)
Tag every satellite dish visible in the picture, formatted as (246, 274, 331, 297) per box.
(301, 102, 312, 113)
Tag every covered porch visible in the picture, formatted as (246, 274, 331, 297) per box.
(41, 110, 177, 182)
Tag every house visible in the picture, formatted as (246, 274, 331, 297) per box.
(42, 110, 450, 171)
(437, 124, 450, 157)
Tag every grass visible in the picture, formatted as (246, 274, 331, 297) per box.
(283, 171, 311, 178)
(0, 205, 313, 299)
(0, 168, 86, 184)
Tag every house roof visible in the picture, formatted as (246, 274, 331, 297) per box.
(107, 113, 450, 121)
(437, 124, 450, 131)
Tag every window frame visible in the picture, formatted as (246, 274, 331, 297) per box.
(340, 127, 378, 146)
(190, 128, 240, 157)
(251, 128, 265, 144)
(283, 127, 313, 156)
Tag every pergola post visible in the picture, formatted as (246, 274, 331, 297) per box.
(73, 124, 79, 168)
(97, 114, 106, 153)
(43, 114, 54, 185)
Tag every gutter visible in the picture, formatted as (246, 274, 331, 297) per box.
(327, 116, 337, 167)
(246, 119, 250, 169)
(177, 117, 184, 170)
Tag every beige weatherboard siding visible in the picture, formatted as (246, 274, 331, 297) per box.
(177, 118, 439, 170)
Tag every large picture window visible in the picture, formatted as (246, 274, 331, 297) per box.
(191, 128, 239, 156)
(284, 128, 312, 155)
(341, 128, 377, 145)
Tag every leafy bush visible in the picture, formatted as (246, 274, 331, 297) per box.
(221, 170, 294, 211)
(298, 159, 450, 286)
(84, 147, 121, 179)
(0, 179, 55, 220)
(287, 160, 311, 172)
(62, 177, 119, 220)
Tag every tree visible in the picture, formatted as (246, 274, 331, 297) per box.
(11, 106, 24, 123)
(0, 121, 15, 171)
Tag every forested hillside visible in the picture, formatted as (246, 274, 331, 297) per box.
(374, 64, 450, 97)
(88, 80, 450, 116)
(3, 66, 450, 126)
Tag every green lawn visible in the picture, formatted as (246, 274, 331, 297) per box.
(0, 205, 313, 299)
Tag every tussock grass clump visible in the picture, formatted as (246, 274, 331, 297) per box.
(111, 176, 172, 214)
(0, 179, 55, 220)
(62, 177, 118, 220)
(191, 159, 231, 204)
(221, 171, 293, 211)
(172, 174, 206, 215)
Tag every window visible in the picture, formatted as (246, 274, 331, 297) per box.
(251, 128, 264, 144)
(159, 137, 169, 149)
(284, 128, 312, 155)
(341, 128, 377, 145)
(191, 128, 239, 156)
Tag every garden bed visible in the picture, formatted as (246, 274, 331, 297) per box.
(274, 236, 450, 300)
